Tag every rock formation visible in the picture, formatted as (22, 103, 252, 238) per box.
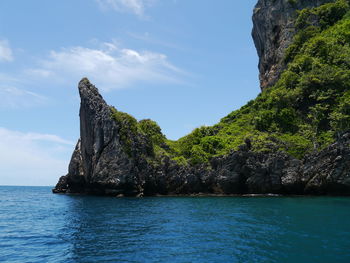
(53, 78, 350, 196)
(54, 78, 153, 196)
(252, 0, 334, 89)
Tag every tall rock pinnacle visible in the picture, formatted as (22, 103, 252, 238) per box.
(56, 78, 146, 195)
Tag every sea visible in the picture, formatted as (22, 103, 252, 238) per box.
(0, 186, 350, 263)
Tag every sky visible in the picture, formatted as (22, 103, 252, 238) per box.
(0, 0, 260, 186)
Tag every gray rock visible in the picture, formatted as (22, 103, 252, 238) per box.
(302, 134, 350, 195)
(53, 79, 350, 196)
(252, 0, 334, 89)
(55, 78, 153, 196)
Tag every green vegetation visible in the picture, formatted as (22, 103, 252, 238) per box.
(138, 119, 166, 146)
(111, 107, 139, 156)
(111, 107, 168, 158)
(112, 0, 350, 165)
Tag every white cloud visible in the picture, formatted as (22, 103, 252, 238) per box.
(0, 39, 13, 62)
(19, 132, 74, 146)
(0, 85, 47, 109)
(0, 127, 74, 186)
(96, 0, 155, 17)
(29, 42, 185, 91)
(0, 73, 47, 108)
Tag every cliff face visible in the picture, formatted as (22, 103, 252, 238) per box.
(252, 0, 334, 89)
(53, 79, 350, 196)
(55, 78, 152, 195)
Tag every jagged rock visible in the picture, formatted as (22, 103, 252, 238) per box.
(252, 0, 334, 89)
(55, 78, 153, 196)
(302, 133, 350, 194)
(52, 175, 68, 193)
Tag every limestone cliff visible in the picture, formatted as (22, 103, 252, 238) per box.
(53, 79, 350, 196)
(252, 0, 334, 89)
(57, 78, 160, 195)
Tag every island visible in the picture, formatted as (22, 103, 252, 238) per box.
(53, 0, 350, 196)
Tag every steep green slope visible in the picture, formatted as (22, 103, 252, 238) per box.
(112, 0, 350, 165)
(170, 0, 350, 163)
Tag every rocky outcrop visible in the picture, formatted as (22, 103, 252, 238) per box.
(302, 133, 350, 194)
(55, 78, 153, 196)
(53, 79, 350, 196)
(252, 0, 334, 89)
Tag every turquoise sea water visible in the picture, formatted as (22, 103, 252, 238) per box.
(0, 186, 350, 263)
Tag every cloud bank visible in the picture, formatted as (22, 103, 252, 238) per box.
(30, 42, 184, 91)
(0, 128, 73, 186)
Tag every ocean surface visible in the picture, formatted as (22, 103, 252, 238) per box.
(1, 186, 350, 263)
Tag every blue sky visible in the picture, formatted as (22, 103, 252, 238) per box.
(0, 0, 259, 186)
